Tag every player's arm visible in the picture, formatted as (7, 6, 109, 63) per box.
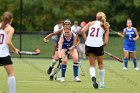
(117, 29, 124, 37)
(81, 22, 92, 41)
(69, 33, 77, 50)
(122, 28, 126, 37)
(58, 37, 63, 58)
(103, 27, 109, 47)
(71, 31, 80, 46)
(7, 27, 19, 54)
(133, 28, 139, 41)
(43, 29, 63, 43)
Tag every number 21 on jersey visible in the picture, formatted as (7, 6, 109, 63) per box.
(90, 27, 100, 37)
(0, 34, 4, 44)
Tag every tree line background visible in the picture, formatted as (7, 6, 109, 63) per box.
(0, 0, 140, 32)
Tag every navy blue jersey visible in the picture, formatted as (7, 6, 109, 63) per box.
(62, 32, 75, 49)
(123, 27, 136, 52)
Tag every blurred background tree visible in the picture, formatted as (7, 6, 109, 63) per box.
(0, 0, 140, 32)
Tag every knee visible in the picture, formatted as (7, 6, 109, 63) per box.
(62, 60, 67, 64)
(98, 63, 104, 69)
(73, 56, 78, 62)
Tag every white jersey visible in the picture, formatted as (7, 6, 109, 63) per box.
(0, 29, 10, 57)
(71, 25, 81, 34)
(85, 20, 105, 47)
(51, 24, 63, 41)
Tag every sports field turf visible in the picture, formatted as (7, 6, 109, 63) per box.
(0, 58, 140, 93)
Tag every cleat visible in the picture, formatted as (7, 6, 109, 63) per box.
(134, 67, 139, 71)
(49, 75, 54, 81)
(123, 67, 128, 70)
(47, 66, 53, 74)
(60, 77, 65, 82)
(99, 84, 105, 89)
(92, 77, 98, 89)
(74, 76, 81, 82)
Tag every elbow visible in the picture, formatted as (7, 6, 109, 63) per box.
(6, 41, 11, 46)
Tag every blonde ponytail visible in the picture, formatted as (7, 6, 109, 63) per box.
(96, 12, 110, 30)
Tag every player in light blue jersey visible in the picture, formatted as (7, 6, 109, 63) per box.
(122, 18, 139, 70)
(58, 26, 81, 82)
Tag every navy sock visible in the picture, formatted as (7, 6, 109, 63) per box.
(61, 64, 67, 77)
(73, 63, 78, 77)
(124, 58, 128, 68)
(133, 58, 137, 68)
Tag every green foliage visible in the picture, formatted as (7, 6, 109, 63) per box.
(0, 0, 140, 31)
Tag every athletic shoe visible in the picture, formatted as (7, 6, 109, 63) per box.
(92, 77, 98, 89)
(47, 66, 53, 74)
(123, 67, 128, 70)
(99, 84, 105, 89)
(60, 77, 65, 82)
(134, 67, 139, 71)
(49, 75, 54, 81)
(74, 76, 81, 82)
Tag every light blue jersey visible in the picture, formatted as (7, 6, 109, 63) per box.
(123, 27, 136, 52)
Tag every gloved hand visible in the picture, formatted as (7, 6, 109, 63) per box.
(59, 58, 62, 63)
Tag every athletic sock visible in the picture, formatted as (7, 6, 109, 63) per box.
(133, 58, 138, 68)
(99, 69, 105, 85)
(73, 63, 79, 77)
(89, 67, 96, 78)
(124, 58, 128, 68)
(61, 64, 67, 77)
(8, 76, 16, 93)
(50, 59, 57, 67)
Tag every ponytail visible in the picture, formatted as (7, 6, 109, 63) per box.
(1, 11, 13, 29)
(101, 16, 110, 30)
(96, 12, 110, 31)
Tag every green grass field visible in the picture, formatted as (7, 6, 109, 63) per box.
(0, 58, 140, 93)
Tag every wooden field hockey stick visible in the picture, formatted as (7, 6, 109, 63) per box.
(104, 51, 123, 63)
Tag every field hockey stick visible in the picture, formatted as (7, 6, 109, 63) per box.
(110, 29, 124, 37)
(11, 49, 40, 55)
(104, 51, 123, 63)
(50, 53, 67, 80)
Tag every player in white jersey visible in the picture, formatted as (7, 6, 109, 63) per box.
(81, 12, 110, 89)
(51, 20, 63, 58)
(0, 11, 19, 93)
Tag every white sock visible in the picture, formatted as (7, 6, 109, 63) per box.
(99, 69, 105, 85)
(50, 59, 57, 67)
(89, 67, 96, 78)
(8, 76, 16, 93)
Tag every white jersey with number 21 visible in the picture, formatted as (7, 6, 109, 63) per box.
(85, 20, 105, 47)
(0, 29, 10, 57)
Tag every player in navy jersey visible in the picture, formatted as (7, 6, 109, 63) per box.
(122, 19, 139, 70)
(57, 27, 81, 82)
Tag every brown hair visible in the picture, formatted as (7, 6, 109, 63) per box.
(1, 11, 13, 29)
(96, 12, 110, 30)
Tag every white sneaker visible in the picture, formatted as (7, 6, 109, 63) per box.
(74, 76, 81, 82)
(60, 77, 65, 82)
(99, 84, 105, 89)
(123, 67, 128, 70)
(134, 67, 139, 71)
